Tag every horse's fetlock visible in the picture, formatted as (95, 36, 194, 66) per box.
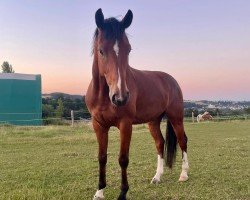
(98, 182, 106, 190)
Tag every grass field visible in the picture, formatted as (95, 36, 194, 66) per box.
(0, 121, 249, 200)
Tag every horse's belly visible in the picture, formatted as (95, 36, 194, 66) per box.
(133, 110, 165, 124)
(132, 97, 166, 124)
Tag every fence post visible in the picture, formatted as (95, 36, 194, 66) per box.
(192, 112, 194, 123)
(71, 110, 74, 127)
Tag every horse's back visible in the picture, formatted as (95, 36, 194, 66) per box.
(130, 67, 183, 102)
(129, 67, 184, 123)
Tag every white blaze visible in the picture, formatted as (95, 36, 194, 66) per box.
(114, 40, 122, 96)
(113, 40, 129, 101)
(113, 40, 119, 56)
(117, 68, 121, 92)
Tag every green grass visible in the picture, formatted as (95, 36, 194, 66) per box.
(0, 121, 249, 200)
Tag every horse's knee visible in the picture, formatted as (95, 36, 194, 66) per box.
(119, 154, 129, 168)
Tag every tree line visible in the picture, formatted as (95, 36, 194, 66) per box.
(42, 94, 91, 124)
(43, 95, 250, 122)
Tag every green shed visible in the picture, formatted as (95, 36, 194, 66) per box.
(0, 73, 42, 125)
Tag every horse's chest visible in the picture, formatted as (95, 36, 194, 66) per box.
(91, 106, 120, 126)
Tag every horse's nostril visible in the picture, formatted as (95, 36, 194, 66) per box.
(112, 94, 116, 102)
(126, 91, 130, 99)
(116, 99, 123, 106)
(111, 93, 129, 106)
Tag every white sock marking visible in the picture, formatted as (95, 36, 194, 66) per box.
(179, 151, 189, 182)
(93, 189, 104, 199)
(151, 155, 164, 183)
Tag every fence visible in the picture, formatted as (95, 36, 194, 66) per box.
(0, 110, 90, 126)
(184, 114, 250, 123)
(0, 110, 249, 126)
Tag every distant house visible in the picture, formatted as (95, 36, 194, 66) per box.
(207, 104, 216, 109)
(0, 73, 42, 125)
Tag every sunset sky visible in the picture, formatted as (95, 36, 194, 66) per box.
(1, 0, 249, 100)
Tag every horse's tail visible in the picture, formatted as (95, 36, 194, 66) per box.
(165, 120, 177, 168)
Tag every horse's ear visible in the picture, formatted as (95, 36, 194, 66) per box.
(95, 8, 104, 29)
(121, 10, 133, 29)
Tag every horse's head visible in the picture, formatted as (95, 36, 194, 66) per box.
(93, 9, 133, 107)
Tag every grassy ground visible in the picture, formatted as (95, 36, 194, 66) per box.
(0, 121, 249, 200)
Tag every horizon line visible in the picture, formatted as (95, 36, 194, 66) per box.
(42, 92, 250, 102)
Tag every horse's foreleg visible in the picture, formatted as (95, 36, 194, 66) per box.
(118, 120, 132, 200)
(148, 120, 165, 184)
(93, 120, 109, 200)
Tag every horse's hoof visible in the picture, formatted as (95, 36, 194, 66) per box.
(179, 175, 188, 182)
(93, 195, 104, 200)
(151, 177, 160, 184)
(93, 189, 104, 200)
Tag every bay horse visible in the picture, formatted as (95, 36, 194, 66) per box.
(85, 9, 189, 200)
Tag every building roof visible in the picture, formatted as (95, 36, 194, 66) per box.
(0, 73, 40, 81)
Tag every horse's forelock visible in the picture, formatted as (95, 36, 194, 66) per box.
(92, 17, 126, 54)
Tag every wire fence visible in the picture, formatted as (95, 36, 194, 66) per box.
(184, 114, 250, 123)
(1, 112, 250, 126)
(0, 109, 92, 126)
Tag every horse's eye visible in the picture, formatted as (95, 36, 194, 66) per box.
(128, 48, 132, 54)
(99, 49, 104, 56)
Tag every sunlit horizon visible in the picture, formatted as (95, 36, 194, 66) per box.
(1, 1, 250, 101)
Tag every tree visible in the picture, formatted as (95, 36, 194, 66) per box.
(245, 107, 250, 114)
(1, 61, 15, 73)
(56, 98, 64, 119)
(42, 104, 55, 118)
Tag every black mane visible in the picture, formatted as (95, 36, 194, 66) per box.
(92, 17, 126, 53)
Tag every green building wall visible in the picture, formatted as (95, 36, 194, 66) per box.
(0, 73, 42, 125)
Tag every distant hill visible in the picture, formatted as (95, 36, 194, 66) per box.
(42, 92, 83, 100)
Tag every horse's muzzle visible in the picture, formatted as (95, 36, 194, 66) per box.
(111, 92, 130, 106)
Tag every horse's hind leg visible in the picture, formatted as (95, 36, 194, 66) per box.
(148, 119, 165, 184)
(168, 117, 189, 182)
